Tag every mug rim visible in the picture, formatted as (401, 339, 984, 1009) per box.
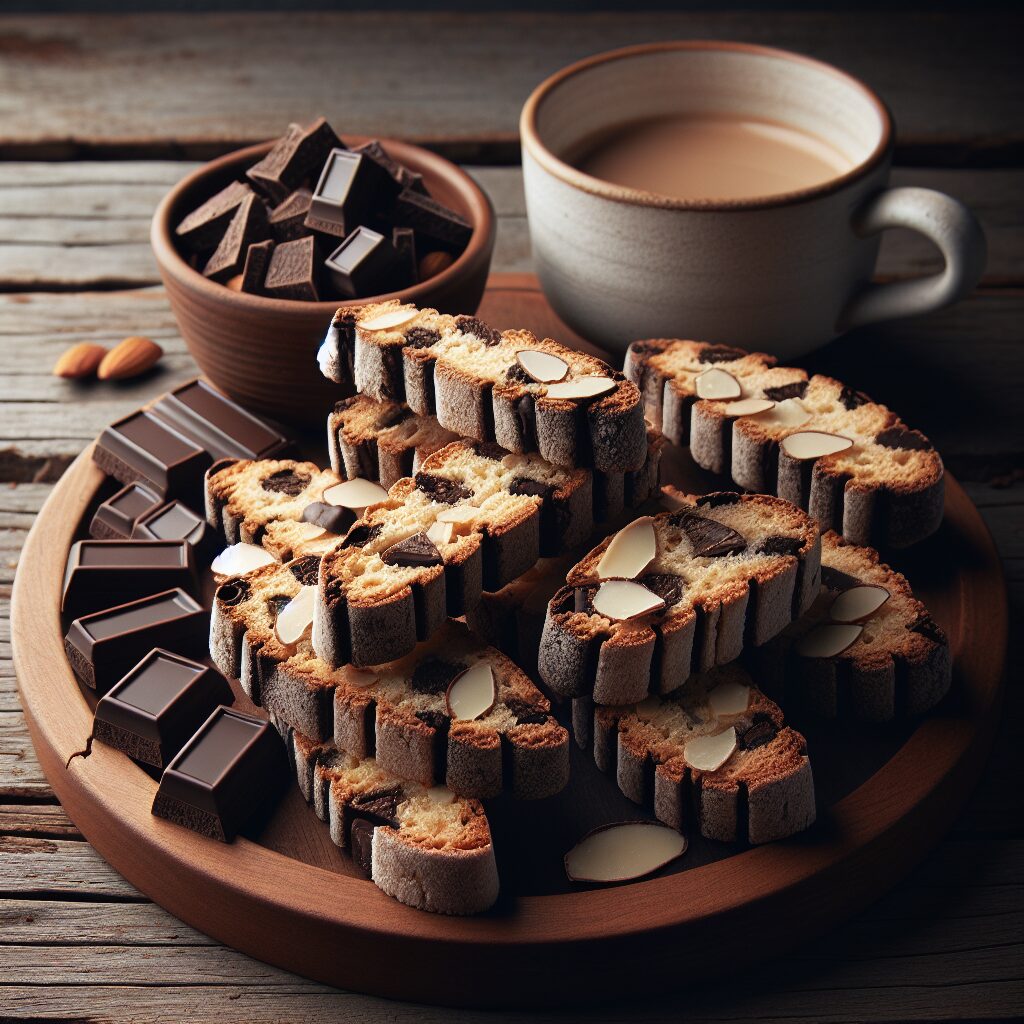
(520, 40, 894, 212)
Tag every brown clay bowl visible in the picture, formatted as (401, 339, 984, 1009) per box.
(151, 138, 496, 426)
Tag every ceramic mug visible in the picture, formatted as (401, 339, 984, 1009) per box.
(520, 41, 986, 359)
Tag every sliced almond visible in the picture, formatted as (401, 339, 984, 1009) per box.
(684, 727, 737, 772)
(749, 397, 812, 429)
(597, 517, 656, 580)
(345, 668, 378, 689)
(724, 398, 775, 417)
(565, 822, 686, 883)
(516, 349, 569, 384)
(591, 579, 665, 621)
(796, 622, 864, 658)
(695, 367, 742, 401)
(781, 431, 854, 461)
(53, 342, 107, 379)
(211, 543, 276, 577)
(426, 785, 454, 804)
(357, 307, 418, 332)
(445, 661, 496, 721)
(426, 520, 454, 546)
(275, 585, 317, 646)
(545, 376, 615, 401)
(708, 681, 751, 716)
(830, 585, 890, 623)
(437, 504, 479, 525)
(322, 477, 388, 510)
(289, 521, 327, 543)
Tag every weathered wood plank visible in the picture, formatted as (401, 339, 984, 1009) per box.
(0, 803, 77, 838)
(0, 713, 52, 799)
(0, 13, 1019, 161)
(0, 835, 139, 899)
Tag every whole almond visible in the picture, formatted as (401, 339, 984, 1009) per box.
(97, 336, 163, 381)
(418, 250, 455, 281)
(53, 342, 108, 379)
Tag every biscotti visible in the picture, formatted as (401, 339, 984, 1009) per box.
(574, 663, 816, 845)
(624, 339, 944, 548)
(750, 529, 952, 720)
(273, 715, 499, 915)
(211, 562, 569, 799)
(318, 301, 648, 473)
(538, 493, 821, 705)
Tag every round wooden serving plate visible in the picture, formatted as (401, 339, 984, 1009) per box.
(12, 276, 1008, 1008)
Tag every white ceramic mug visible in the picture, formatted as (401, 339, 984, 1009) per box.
(520, 41, 986, 359)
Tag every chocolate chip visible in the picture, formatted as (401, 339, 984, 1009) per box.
(404, 326, 440, 349)
(215, 579, 250, 606)
(700, 344, 747, 364)
(415, 471, 471, 504)
(267, 593, 291, 617)
(411, 658, 462, 695)
(671, 510, 747, 557)
(504, 697, 550, 726)
(352, 785, 402, 828)
(505, 363, 532, 386)
(549, 584, 577, 615)
(455, 315, 501, 346)
(341, 522, 381, 549)
(474, 441, 507, 461)
(638, 572, 686, 607)
(821, 566, 862, 592)
(261, 469, 311, 496)
(350, 817, 374, 874)
(516, 393, 537, 445)
(740, 717, 778, 750)
(875, 426, 933, 451)
(381, 531, 442, 567)
(301, 500, 355, 535)
(696, 492, 741, 508)
(510, 477, 554, 502)
(757, 535, 804, 557)
(289, 554, 321, 586)
(573, 584, 599, 614)
(415, 709, 450, 731)
(910, 613, 946, 645)
(840, 385, 872, 410)
(763, 380, 808, 402)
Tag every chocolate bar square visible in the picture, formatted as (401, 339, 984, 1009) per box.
(62, 540, 198, 618)
(94, 649, 234, 769)
(304, 149, 399, 239)
(268, 188, 313, 242)
(247, 118, 343, 203)
(175, 181, 253, 254)
(152, 706, 289, 842)
(89, 482, 163, 540)
(264, 235, 320, 301)
(323, 227, 401, 300)
(202, 192, 270, 282)
(64, 589, 207, 694)
(131, 501, 215, 558)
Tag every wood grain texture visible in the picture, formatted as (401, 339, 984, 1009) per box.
(0, 12, 1019, 161)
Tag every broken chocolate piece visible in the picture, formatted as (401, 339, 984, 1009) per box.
(261, 468, 311, 496)
(89, 481, 164, 541)
(414, 471, 471, 504)
(350, 817, 375, 873)
(875, 426, 933, 451)
(695, 492, 742, 508)
(240, 238, 275, 295)
(340, 523, 381, 549)
(301, 500, 355, 535)
(132, 501, 215, 557)
(305, 149, 399, 239)
(392, 226, 418, 285)
(637, 572, 685, 607)
(176, 180, 254, 254)
(505, 362, 532, 385)
(757, 535, 805, 557)
(510, 477, 555, 502)
(700, 344, 747, 364)
(671, 510, 747, 557)
(289, 555, 322, 587)
(504, 697, 550, 726)
(404, 326, 440, 349)
(455, 315, 501, 346)
(389, 189, 472, 250)
(263, 235, 319, 301)
(411, 658, 461, 696)
(353, 140, 425, 194)
(839, 384, 872, 410)
(351, 786, 402, 829)
(268, 188, 313, 242)
(215, 578, 251, 607)
(739, 717, 779, 750)
(909, 612, 946, 645)
(381, 531, 442, 567)
(247, 118, 343, 203)
(202, 192, 270, 282)
(323, 227, 401, 300)
(763, 380, 809, 402)
(821, 565, 862, 592)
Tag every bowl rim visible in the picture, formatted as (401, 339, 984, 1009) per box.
(151, 135, 495, 314)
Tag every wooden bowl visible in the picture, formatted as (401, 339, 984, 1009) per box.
(151, 138, 496, 426)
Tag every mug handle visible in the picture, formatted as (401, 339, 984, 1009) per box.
(838, 186, 987, 332)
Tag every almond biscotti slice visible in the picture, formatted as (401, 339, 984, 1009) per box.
(750, 529, 952, 721)
(624, 338, 944, 548)
(318, 300, 648, 473)
(574, 663, 816, 845)
(538, 493, 821, 705)
(211, 561, 569, 799)
(272, 715, 499, 915)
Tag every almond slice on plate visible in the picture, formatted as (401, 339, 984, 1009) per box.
(545, 376, 615, 400)
(591, 579, 665, 621)
(275, 585, 317, 645)
(445, 661, 496, 721)
(695, 367, 742, 401)
(358, 308, 419, 332)
(684, 727, 737, 772)
(781, 431, 854, 461)
(796, 622, 864, 658)
(565, 822, 687, 883)
(830, 584, 890, 623)
(724, 397, 775, 417)
(597, 517, 656, 580)
(516, 349, 569, 384)
(211, 543, 276, 577)
(708, 681, 751, 716)
(322, 477, 389, 509)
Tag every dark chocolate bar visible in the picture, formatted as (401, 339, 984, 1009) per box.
(324, 227, 401, 299)
(93, 410, 211, 501)
(175, 181, 253, 254)
(263, 235, 320, 300)
(202, 192, 270, 282)
(94, 649, 234, 769)
(390, 188, 472, 250)
(353, 140, 426, 195)
(89, 482, 163, 540)
(131, 500, 215, 557)
(240, 238, 275, 295)
(268, 188, 313, 242)
(152, 706, 289, 842)
(304, 148, 399, 239)
(392, 226, 418, 285)
(64, 589, 207, 694)
(62, 540, 198, 618)
(149, 379, 291, 462)
(247, 118, 343, 203)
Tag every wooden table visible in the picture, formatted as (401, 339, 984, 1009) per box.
(1, 11, 1020, 1022)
